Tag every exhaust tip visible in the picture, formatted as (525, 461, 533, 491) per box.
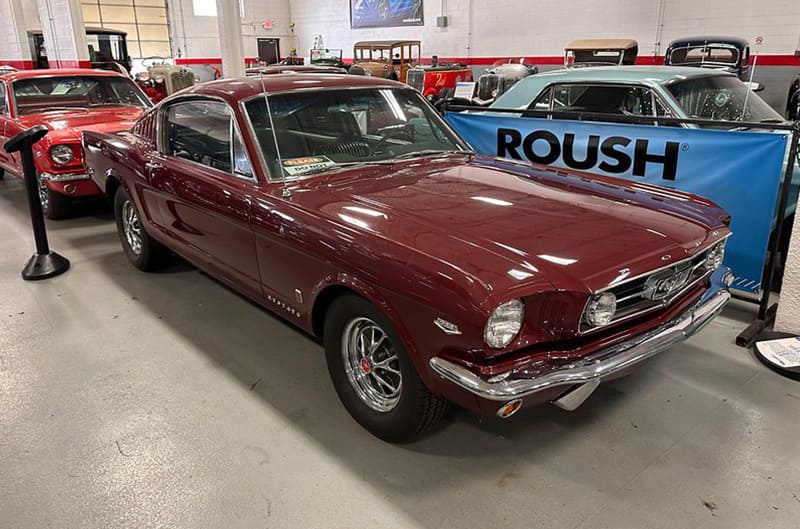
(497, 399, 523, 419)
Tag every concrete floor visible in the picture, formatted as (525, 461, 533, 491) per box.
(1, 177, 800, 529)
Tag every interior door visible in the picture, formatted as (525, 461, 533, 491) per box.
(257, 38, 280, 64)
(148, 99, 261, 299)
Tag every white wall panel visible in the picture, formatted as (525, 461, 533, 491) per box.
(288, 0, 800, 60)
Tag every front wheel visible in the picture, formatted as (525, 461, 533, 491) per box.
(114, 186, 170, 271)
(38, 176, 72, 219)
(324, 295, 448, 442)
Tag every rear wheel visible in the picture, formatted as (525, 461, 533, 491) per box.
(38, 176, 71, 220)
(114, 186, 169, 271)
(323, 294, 448, 442)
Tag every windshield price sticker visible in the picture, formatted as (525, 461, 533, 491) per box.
(282, 156, 336, 176)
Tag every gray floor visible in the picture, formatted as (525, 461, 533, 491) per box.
(2, 177, 799, 529)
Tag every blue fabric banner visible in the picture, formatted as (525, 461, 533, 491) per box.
(446, 112, 789, 293)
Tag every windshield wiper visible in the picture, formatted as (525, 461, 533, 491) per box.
(35, 106, 87, 113)
(392, 149, 468, 160)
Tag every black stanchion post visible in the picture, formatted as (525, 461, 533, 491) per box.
(3, 125, 70, 281)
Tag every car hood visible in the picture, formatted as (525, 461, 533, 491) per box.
(293, 154, 727, 301)
(19, 107, 144, 142)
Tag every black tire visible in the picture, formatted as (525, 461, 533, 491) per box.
(114, 186, 169, 271)
(787, 82, 800, 121)
(38, 176, 72, 220)
(324, 294, 448, 442)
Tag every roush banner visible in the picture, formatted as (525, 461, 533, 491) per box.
(446, 112, 790, 293)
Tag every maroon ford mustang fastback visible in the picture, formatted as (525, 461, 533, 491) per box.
(82, 74, 733, 441)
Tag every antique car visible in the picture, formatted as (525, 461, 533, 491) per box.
(474, 60, 539, 104)
(0, 68, 150, 218)
(788, 74, 800, 121)
(135, 58, 196, 103)
(405, 56, 473, 101)
(665, 36, 752, 81)
(81, 74, 732, 441)
(351, 40, 420, 82)
(30, 27, 132, 73)
(564, 39, 638, 67)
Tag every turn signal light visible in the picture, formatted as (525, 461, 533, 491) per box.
(497, 399, 523, 419)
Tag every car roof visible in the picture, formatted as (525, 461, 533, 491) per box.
(0, 68, 126, 82)
(491, 65, 738, 108)
(179, 73, 404, 101)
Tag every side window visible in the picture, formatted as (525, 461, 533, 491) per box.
(231, 119, 252, 177)
(164, 100, 233, 173)
(529, 86, 552, 111)
(536, 83, 662, 118)
(0, 82, 8, 115)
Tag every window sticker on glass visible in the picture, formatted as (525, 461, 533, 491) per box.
(282, 156, 336, 176)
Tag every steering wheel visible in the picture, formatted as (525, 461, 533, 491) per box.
(370, 124, 415, 156)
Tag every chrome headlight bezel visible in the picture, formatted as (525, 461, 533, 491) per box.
(49, 144, 75, 165)
(484, 298, 525, 349)
(704, 240, 727, 272)
(584, 292, 617, 328)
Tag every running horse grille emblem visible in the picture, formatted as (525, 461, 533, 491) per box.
(642, 264, 693, 301)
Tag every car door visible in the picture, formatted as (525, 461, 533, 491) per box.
(146, 98, 262, 299)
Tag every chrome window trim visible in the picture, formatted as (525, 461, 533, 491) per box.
(158, 95, 257, 184)
(666, 43, 741, 69)
(239, 85, 470, 183)
(578, 233, 731, 335)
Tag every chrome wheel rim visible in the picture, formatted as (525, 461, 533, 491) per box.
(342, 317, 402, 412)
(121, 200, 143, 256)
(37, 177, 48, 212)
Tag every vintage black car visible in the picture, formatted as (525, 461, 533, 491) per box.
(665, 36, 752, 80)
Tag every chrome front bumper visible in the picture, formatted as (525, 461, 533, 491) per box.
(429, 269, 732, 403)
(41, 171, 91, 182)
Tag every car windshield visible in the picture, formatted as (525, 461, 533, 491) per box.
(244, 87, 468, 180)
(667, 75, 783, 125)
(668, 45, 738, 66)
(12, 75, 149, 115)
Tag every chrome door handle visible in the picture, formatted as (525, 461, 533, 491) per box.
(145, 161, 163, 171)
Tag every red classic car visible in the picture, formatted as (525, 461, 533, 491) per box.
(81, 74, 733, 441)
(0, 69, 151, 218)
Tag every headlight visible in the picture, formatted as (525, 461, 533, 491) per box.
(704, 240, 727, 272)
(584, 292, 617, 328)
(49, 145, 74, 165)
(484, 299, 524, 349)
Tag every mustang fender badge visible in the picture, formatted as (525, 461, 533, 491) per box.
(434, 318, 461, 335)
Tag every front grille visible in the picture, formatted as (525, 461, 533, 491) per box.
(406, 69, 425, 92)
(579, 243, 721, 334)
(477, 73, 499, 100)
